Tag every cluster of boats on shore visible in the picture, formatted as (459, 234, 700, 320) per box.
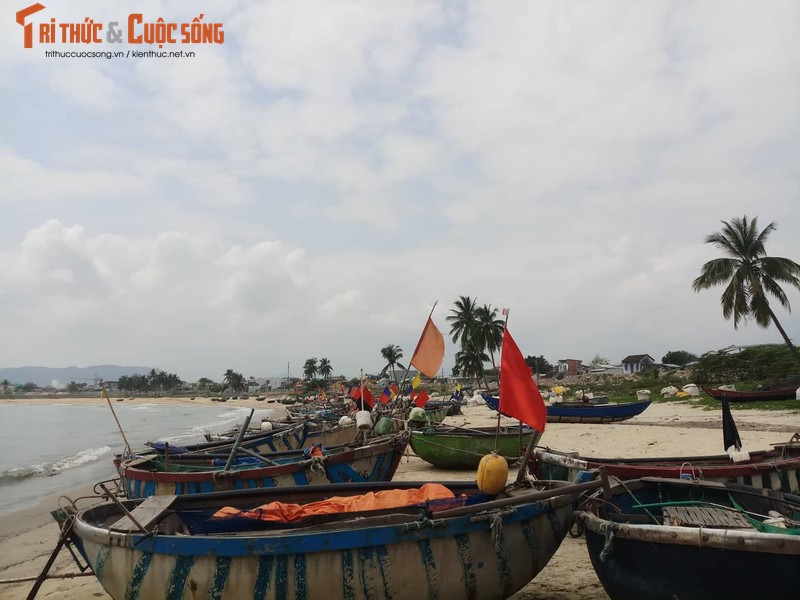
(31, 388, 800, 600)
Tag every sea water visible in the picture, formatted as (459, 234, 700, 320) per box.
(0, 403, 277, 515)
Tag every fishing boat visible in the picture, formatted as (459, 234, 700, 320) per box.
(119, 432, 410, 499)
(483, 395, 651, 424)
(532, 434, 800, 493)
(409, 425, 542, 469)
(148, 421, 311, 456)
(701, 385, 798, 403)
(207, 420, 358, 450)
(577, 477, 800, 599)
(59, 477, 602, 600)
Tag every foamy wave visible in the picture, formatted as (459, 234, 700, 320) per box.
(0, 446, 112, 484)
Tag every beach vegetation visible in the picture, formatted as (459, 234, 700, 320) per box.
(222, 369, 246, 394)
(692, 215, 800, 356)
(691, 344, 797, 384)
(318, 358, 333, 380)
(661, 350, 698, 366)
(525, 355, 553, 377)
(379, 344, 405, 384)
(302, 358, 318, 381)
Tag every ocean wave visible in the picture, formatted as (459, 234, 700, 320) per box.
(0, 446, 112, 485)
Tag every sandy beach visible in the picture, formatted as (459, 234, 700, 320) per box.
(1, 396, 798, 600)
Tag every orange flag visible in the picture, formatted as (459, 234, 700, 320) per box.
(499, 327, 546, 431)
(410, 317, 445, 378)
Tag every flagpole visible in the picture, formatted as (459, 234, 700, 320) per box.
(389, 301, 438, 413)
(359, 369, 365, 412)
(494, 308, 511, 452)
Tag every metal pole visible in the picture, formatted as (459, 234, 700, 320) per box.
(102, 388, 132, 457)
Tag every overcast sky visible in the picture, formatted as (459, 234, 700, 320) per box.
(2, 1, 799, 382)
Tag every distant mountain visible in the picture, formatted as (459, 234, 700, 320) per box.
(0, 365, 156, 387)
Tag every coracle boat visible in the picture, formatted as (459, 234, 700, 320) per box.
(483, 395, 651, 424)
(119, 432, 410, 499)
(150, 421, 310, 456)
(701, 385, 798, 403)
(532, 434, 800, 493)
(577, 477, 800, 600)
(59, 477, 602, 600)
(409, 425, 542, 469)
(206, 420, 358, 450)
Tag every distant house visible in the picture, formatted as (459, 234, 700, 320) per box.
(556, 359, 583, 377)
(621, 354, 655, 374)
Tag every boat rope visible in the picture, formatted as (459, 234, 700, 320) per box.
(470, 507, 516, 551)
(401, 510, 443, 531)
(599, 528, 615, 562)
(679, 462, 703, 481)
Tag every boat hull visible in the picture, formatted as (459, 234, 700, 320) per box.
(532, 444, 800, 493)
(121, 434, 409, 499)
(483, 396, 651, 424)
(73, 482, 581, 600)
(577, 478, 800, 600)
(702, 385, 798, 403)
(410, 428, 542, 469)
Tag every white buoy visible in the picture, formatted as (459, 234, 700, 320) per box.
(260, 421, 273, 432)
(338, 416, 354, 427)
(355, 410, 372, 431)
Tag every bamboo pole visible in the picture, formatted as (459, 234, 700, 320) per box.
(102, 388, 131, 457)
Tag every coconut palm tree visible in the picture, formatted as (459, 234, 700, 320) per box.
(692, 216, 800, 354)
(1, 379, 10, 394)
(380, 344, 406, 384)
(302, 358, 318, 381)
(447, 295, 479, 346)
(223, 369, 246, 395)
(454, 344, 490, 388)
(318, 358, 333, 380)
(474, 304, 505, 374)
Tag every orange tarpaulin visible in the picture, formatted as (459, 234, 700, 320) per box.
(213, 483, 456, 522)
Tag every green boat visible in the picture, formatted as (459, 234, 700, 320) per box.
(409, 425, 543, 469)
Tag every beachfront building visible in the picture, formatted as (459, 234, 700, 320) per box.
(621, 354, 655, 374)
(556, 359, 583, 377)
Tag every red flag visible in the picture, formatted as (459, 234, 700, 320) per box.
(499, 328, 546, 431)
(410, 317, 445, 378)
(413, 390, 430, 408)
(362, 386, 375, 409)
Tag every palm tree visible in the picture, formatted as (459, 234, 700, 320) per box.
(474, 304, 505, 374)
(223, 369, 246, 395)
(318, 358, 333, 380)
(447, 295, 479, 346)
(693, 216, 800, 354)
(302, 358, 318, 381)
(380, 344, 406, 384)
(454, 344, 490, 388)
(197, 377, 214, 391)
(1, 379, 11, 394)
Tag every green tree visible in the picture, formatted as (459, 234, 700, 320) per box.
(447, 295, 479, 346)
(22, 382, 37, 392)
(590, 355, 610, 366)
(379, 344, 405, 384)
(302, 358, 318, 381)
(474, 304, 505, 375)
(223, 369, 246, 394)
(525, 355, 553, 376)
(197, 377, 214, 391)
(1, 379, 11, 394)
(318, 358, 333, 380)
(453, 345, 490, 388)
(692, 216, 800, 354)
(661, 350, 698, 366)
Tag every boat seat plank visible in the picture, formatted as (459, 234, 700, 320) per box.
(662, 506, 753, 529)
(111, 496, 177, 532)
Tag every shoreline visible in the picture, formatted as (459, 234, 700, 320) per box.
(0, 401, 798, 599)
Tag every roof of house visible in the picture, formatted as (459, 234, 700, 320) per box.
(621, 354, 654, 364)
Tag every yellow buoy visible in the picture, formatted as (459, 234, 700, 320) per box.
(477, 452, 509, 494)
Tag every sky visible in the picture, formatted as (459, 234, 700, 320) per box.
(2, 1, 799, 383)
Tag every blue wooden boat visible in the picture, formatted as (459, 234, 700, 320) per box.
(150, 421, 310, 455)
(60, 478, 602, 600)
(577, 477, 800, 599)
(483, 394, 651, 424)
(119, 432, 410, 499)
